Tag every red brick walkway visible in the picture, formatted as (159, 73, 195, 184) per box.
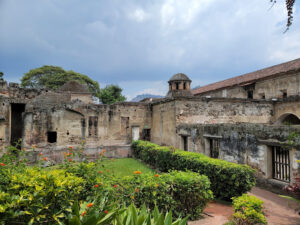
(189, 187, 300, 225)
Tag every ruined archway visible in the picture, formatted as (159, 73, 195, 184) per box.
(276, 113, 300, 125)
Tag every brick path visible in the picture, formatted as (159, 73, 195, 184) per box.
(189, 187, 300, 225)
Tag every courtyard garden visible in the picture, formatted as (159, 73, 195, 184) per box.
(0, 141, 267, 225)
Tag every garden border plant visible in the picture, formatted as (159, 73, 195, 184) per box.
(132, 140, 256, 200)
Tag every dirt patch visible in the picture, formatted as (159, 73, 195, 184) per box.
(250, 187, 300, 225)
(188, 201, 233, 225)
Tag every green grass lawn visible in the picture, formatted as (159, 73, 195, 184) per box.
(97, 158, 155, 177)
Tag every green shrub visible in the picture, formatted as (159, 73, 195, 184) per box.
(59, 161, 99, 200)
(228, 194, 267, 225)
(107, 170, 213, 220)
(132, 140, 256, 200)
(0, 167, 84, 225)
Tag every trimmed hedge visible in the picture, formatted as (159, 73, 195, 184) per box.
(110, 171, 213, 220)
(132, 140, 256, 200)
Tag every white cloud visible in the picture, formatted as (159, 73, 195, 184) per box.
(129, 8, 148, 22)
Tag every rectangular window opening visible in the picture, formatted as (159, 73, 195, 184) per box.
(272, 146, 290, 182)
(247, 90, 253, 99)
(282, 90, 287, 99)
(209, 138, 220, 158)
(182, 136, 188, 151)
(47, 131, 57, 143)
(142, 129, 151, 141)
(259, 93, 265, 99)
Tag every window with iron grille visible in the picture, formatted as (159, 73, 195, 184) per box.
(272, 146, 290, 182)
(209, 138, 220, 159)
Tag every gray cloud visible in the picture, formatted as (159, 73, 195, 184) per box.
(0, 0, 299, 99)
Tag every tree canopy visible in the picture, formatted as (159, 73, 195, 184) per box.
(21, 66, 100, 97)
(98, 85, 126, 104)
(0, 72, 3, 81)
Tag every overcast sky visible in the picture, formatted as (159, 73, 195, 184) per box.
(1, 0, 300, 100)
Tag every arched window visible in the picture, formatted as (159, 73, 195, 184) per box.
(276, 113, 300, 125)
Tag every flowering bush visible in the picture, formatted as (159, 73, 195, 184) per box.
(0, 167, 84, 224)
(105, 170, 213, 220)
(226, 194, 267, 225)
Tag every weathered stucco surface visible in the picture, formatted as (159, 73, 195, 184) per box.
(176, 123, 300, 187)
(1, 60, 300, 188)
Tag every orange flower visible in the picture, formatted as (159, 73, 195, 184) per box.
(98, 171, 103, 174)
(87, 203, 93, 208)
(38, 153, 43, 156)
(43, 157, 47, 161)
(104, 210, 108, 214)
(154, 174, 159, 177)
(68, 158, 73, 162)
(0, 163, 5, 166)
(131, 196, 135, 200)
(69, 146, 73, 150)
(135, 188, 139, 193)
(32, 145, 37, 149)
(94, 184, 99, 188)
(113, 184, 118, 188)
(110, 158, 115, 162)
(81, 211, 87, 216)
(133, 171, 142, 175)
(106, 170, 110, 173)
(155, 184, 159, 187)
(102, 149, 106, 153)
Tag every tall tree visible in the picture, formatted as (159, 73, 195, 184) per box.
(0, 72, 3, 81)
(21, 66, 100, 97)
(98, 85, 126, 104)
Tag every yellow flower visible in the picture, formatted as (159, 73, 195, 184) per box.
(155, 184, 159, 187)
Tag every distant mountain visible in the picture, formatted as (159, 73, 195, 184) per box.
(192, 85, 201, 90)
(131, 94, 164, 102)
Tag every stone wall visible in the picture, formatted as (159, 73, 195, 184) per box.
(177, 123, 300, 187)
(174, 98, 273, 125)
(150, 97, 274, 148)
(151, 100, 177, 146)
(195, 71, 300, 100)
(20, 95, 151, 159)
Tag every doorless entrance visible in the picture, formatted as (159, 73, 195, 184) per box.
(10, 103, 25, 147)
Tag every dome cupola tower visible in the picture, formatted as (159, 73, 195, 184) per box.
(166, 73, 192, 98)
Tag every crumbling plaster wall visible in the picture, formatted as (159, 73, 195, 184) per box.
(0, 98, 11, 149)
(177, 123, 300, 186)
(22, 95, 151, 159)
(195, 71, 300, 100)
(174, 98, 273, 125)
(150, 98, 273, 148)
(273, 98, 300, 123)
(151, 101, 177, 146)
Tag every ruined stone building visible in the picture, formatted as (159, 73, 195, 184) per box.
(1, 58, 300, 190)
